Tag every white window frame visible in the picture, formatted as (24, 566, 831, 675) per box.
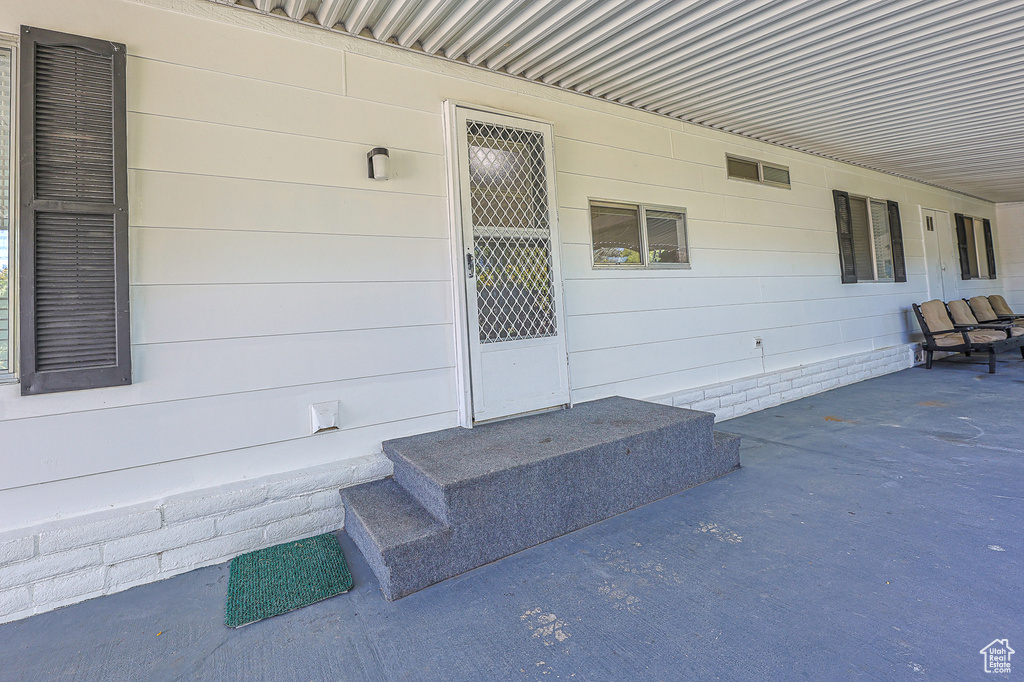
(588, 199, 690, 270)
(0, 32, 17, 383)
(848, 194, 894, 283)
(725, 153, 791, 189)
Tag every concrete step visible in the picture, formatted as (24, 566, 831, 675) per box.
(341, 478, 451, 600)
(344, 396, 741, 600)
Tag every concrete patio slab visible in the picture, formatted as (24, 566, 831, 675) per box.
(1, 352, 1021, 680)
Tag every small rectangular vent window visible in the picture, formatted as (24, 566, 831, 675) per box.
(726, 154, 791, 189)
(761, 164, 791, 187)
(726, 156, 759, 182)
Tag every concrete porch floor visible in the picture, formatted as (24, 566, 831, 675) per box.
(2, 352, 1021, 681)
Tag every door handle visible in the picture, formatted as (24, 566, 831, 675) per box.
(465, 252, 474, 278)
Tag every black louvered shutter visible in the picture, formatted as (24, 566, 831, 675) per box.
(886, 200, 907, 283)
(953, 213, 971, 281)
(982, 219, 996, 279)
(19, 27, 130, 395)
(832, 190, 857, 283)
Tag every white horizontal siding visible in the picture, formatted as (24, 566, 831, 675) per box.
(995, 203, 1024, 310)
(2, 367, 456, 493)
(130, 171, 450, 238)
(132, 228, 451, 285)
(129, 113, 445, 195)
(133, 281, 453, 344)
(128, 56, 444, 156)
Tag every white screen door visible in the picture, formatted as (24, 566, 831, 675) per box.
(454, 107, 570, 422)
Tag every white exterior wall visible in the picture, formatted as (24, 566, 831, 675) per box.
(0, 1, 1011, 546)
(996, 202, 1024, 310)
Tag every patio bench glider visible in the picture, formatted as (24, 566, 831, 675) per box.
(912, 299, 1024, 374)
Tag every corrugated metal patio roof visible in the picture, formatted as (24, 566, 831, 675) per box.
(213, 0, 1024, 203)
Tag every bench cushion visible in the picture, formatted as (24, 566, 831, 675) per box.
(947, 299, 978, 326)
(920, 299, 955, 333)
(989, 295, 1014, 317)
(969, 296, 999, 323)
(932, 330, 1008, 347)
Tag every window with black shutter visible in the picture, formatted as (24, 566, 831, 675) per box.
(953, 213, 997, 281)
(832, 189, 906, 284)
(18, 26, 130, 395)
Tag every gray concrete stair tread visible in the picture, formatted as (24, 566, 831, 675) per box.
(383, 396, 713, 487)
(341, 478, 446, 550)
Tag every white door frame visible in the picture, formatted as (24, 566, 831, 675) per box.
(442, 100, 570, 427)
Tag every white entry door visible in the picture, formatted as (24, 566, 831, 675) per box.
(921, 208, 957, 300)
(454, 107, 570, 422)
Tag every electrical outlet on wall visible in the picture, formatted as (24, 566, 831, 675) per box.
(310, 401, 340, 434)
(754, 337, 763, 349)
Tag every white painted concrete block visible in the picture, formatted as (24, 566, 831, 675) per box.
(714, 405, 737, 421)
(38, 508, 161, 555)
(745, 386, 770, 401)
(0, 546, 101, 588)
(730, 378, 760, 393)
(671, 390, 705, 407)
(217, 497, 309, 535)
(349, 456, 393, 484)
(0, 586, 32, 619)
(703, 384, 734, 399)
(0, 533, 35, 567)
(162, 485, 268, 524)
(307, 489, 344, 512)
(264, 464, 357, 501)
(263, 509, 344, 545)
(105, 556, 161, 593)
(719, 392, 747, 408)
(778, 388, 803, 403)
(690, 398, 721, 412)
(160, 529, 265, 572)
(791, 374, 817, 389)
(33, 567, 106, 608)
(103, 519, 218, 564)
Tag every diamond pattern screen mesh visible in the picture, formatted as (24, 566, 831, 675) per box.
(467, 121, 556, 343)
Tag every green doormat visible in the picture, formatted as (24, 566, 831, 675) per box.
(225, 533, 352, 628)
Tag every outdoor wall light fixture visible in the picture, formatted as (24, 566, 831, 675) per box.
(367, 147, 390, 180)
